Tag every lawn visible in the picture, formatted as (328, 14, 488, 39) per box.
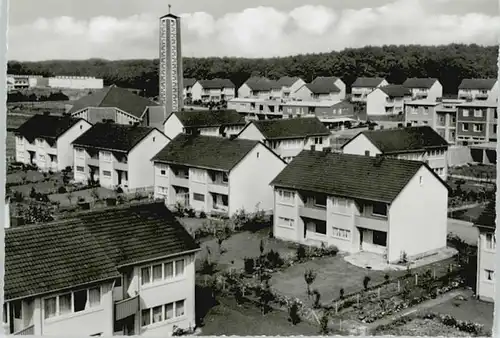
(48, 186, 116, 206)
(374, 317, 471, 337)
(450, 164, 496, 180)
(448, 204, 486, 223)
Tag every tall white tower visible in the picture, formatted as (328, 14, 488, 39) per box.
(159, 8, 183, 118)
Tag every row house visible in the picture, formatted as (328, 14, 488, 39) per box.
(350, 77, 389, 102)
(455, 101, 497, 146)
(366, 85, 412, 115)
(276, 76, 305, 98)
(14, 114, 92, 171)
(294, 76, 346, 102)
(3, 202, 200, 336)
(227, 98, 284, 120)
(237, 117, 331, 162)
(283, 100, 355, 130)
(163, 109, 246, 140)
(341, 125, 449, 180)
(67, 85, 165, 129)
(402, 78, 443, 101)
(72, 122, 170, 191)
(183, 78, 197, 100)
(474, 198, 496, 302)
(152, 134, 286, 217)
(237, 77, 282, 99)
(190, 79, 235, 102)
(458, 79, 498, 102)
(270, 150, 448, 263)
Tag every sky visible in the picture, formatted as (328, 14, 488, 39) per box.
(7, 0, 500, 61)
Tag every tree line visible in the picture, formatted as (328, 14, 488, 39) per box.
(8, 44, 498, 98)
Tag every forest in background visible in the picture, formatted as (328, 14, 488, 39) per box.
(7, 44, 498, 98)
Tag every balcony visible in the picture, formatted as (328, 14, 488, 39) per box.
(458, 93, 472, 100)
(171, 173, 189, 187)
(385, 100, 395, 107)
(113, 161, 128, 171)
(416, 93, 428, 99)
(13, 325, 34, 336)
(355, 215, 388, 232)
(299, 205, 327, 221)
(476, 93, 489, 100)
(46, 146, 57, 155)
(87, 157, 99, 166)
(115, 295, 140, 321)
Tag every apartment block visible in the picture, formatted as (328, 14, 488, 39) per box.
(458, 79, 499, 102)
(455, 101, 498, 145)
(271, 151, 448, 263)
(152, 134, 286, 217)
(341, 125, 449, 180)
(3, 202, 199, 336)
(351, 77, 389, 102)
(14, 114, 92, 171)
(402, 78, 443, 101)
(237, 117, 331, 162)
(475, 199, 496, 302)
(294, 76, 346, 102)
(190, 79, 235, 102)
(72, 123, 170, 191)
(366, 85, 412, 115)
(163, 109, 246, 140)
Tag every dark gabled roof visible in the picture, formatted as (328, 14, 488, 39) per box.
(379, 84, 412, 98)
(160, 13, 179, 19)
(475, 198, 496, 231)
(244, 77, 280, 91)
(271, 151, 438, 203)
(198, 78, 235, 89)
(67, 85, 159, 118)
(277, 76, 300, 87)
(16, 114, 85, 143)
(5, 202, 199, 301)
(173, 109, 246, 128)
(458, 79, 497, 90)
(403, 78, 438, 89)
(249, 117, 331, 140)
(152, 134, 259, 171)
(183, 78, 197, 87)
(352, 77, 386, 88)
(342, 126, 448, 154)
(72, 123, 159, 152)
(305, 76, 341, 94)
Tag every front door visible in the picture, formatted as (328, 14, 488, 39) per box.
(359, 228, 364, 250)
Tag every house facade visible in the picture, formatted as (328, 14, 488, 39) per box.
(15, 114, 92, 171)
(294, 77, 346, 102)
(402, 78, 443, 101)
(474, 199, 496, 302)
(455, 101, 498, 145)
(163, 109, 246, 140)
(3, 203, 200, 336)
(236, 117, 331, 162)
(341, 126, 449, 180)
(152, 134, 286, 217)
(366, 85, 412, 115)
(237, 77, 281, 99)
(351, 77, 389, 102)
(458, 79, 499, 103)
(277, 76, 306, 98)
(72, 123, 170, 191)
(271, 151, 448, 263)
(183, 78, 197, 101)
(190, 79, 235, 102)
(227, 98, 284, 119)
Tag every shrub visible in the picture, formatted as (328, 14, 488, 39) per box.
(199, 211, 207, 219)
(77, 196, 85, 203)
(339, 288, 345, 299)
(288, 301, 301, 325)
(57, 186, 67, 193)
(115, 186, 124, 194)
(29, 187, 37, 199)
(117, 194, 127, 204)
(304, 269, 317, 296)
(312, 289, 321, 308)
(186, 207, 196, 218)
(199, 258, 217, 275)
(363, 276, 371, 290)
(296, 245, 307, 261)
(13, 191, 24, 202)
(384, 274, 390, 283)
(243, 258, 255, 275)
(264, 250, 284, 270)
(319, 311, 329, 334)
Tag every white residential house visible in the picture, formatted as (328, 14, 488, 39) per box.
(163, 109, 246, 140)
(72, 122, 170, 191)
(3, 202, 200, 336)
(474, 199, 496, 302)
(402, 78, 443, 101)
(14, 114, 92, 171)
(341, 125, 449, 180)
(366, 85, 412, 116)
(271, 150, 449, 263)
(237, 77, 281, 99)
(183, 78, 197, 101)
(458, 79, 499, 103)
(351, 77, 389, 102)
(294, 76, 346, 101)
(152, 134, 287, 217)
(236, 117, 332, 162)
(190, 79, 236, 103)
(277, 76, 306, 98)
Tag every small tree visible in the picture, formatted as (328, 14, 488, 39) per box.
(66, 191, 74, 205)
(384, 274, 390, 284)
(90, 188, 100, 202)
(215, 222, 232, 254)
(304, 269, 317, 297)
(339, 288, 345, 300)
(296, 244, 307, 261)
(363, 276, 371, 290)
(29, 187, 37, 199)
(319, 311, 329, 335)
(288, 301, 301, 325)
(312, 289, 321, 308)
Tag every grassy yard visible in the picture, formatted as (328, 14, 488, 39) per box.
(450, 164, 496, 179)
(48, 186, 116, 206)
(448, 204, 487, 223)
(374, 317, 471, 337)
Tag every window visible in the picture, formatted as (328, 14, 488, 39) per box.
(191, 169, 205, 182)
(222, 195, 229, 206)
(278, 190, 295, 204)
(485, 269, 494, 281)
(141, 309, 151, 327)
(12, 301, 22, 319)
(153, 264, 163, 282)
(462, 109, 469, 117)
(59, 293, 72, 315)
(88, 287, 101, 307)
(141, 267, 151, 285)
(102, 170, 111, 177)
(193, 193, 205, 202)
(73, 289, 88, 312)
(485, 233, 496, 250)
(165, 303, 174, 320)
(364, 150, 370, 156)
(314, 137, 323, 145)
(312, 221, 327, 235)
(142, 300, 186, 327)
(494, 124, 497, 134)
(462, 123, 469, 131)
(372, 202, 387, 216)
(44, 297, 56, 319)
(474, 109, 483, 117)
(473, 124, 484, 132)
(373, 230, 387, 246)
(165, 262, 174, 279)
(159, 165, 167, 176)
(100, 151, 112, 161)
(419, 176, 424, 185)
(332, 227, 350, 239)
(16, 136, 24, 145)
(76, 166, 84, 172)
(152, 306, 163, 323)
(76, 148, 85, 159)
(157, 186, 168, 195)
(175, 300, 185, 317)
(3, 304, 7, 323)
(314, 194, 327, 207)
(333, 197, 349, 213)
(222, 173, 229, 183)
(175, 259, 185, 277)
(278, 217, 294, 228)
(451, 116, 456, 124)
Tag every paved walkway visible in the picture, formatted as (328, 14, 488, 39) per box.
(365, 289, 467, 332)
